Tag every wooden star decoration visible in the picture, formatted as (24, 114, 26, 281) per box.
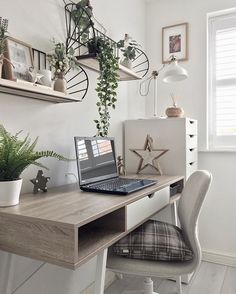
(130, 134, 169, 175)
(30, 170, 50, 194)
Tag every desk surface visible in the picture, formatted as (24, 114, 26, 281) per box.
(0, 174, 184, 269)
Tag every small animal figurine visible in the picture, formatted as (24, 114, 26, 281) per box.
(117, 155, 126, 176)
(30, 170, 50, 194)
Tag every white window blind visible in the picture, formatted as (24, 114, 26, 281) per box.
(208, 12, 236, 149)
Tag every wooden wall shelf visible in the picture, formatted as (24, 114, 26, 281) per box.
(77, 54, 142, 81)
(0, 78, 80, 103)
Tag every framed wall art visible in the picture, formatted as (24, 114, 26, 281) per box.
(3, 37, 33, 81)
(162, 22, 188, 64)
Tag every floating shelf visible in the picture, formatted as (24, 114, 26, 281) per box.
(77, 54, 142, 81)
(0, 78, 80, 103)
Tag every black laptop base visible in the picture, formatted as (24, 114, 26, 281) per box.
(80, 178, 157, 195)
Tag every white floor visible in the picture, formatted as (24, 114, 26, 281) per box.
(105, 261, 236, 294)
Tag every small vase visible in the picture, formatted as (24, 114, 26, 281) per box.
(54, 72, 67, 93)
(166, 106, 184, 118)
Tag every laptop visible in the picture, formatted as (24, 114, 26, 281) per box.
(74, 137, 156, 195)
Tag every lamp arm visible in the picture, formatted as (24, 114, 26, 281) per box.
(139, 64, 166, 97)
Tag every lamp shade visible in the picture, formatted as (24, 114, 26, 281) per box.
(162, 60, 188, 83)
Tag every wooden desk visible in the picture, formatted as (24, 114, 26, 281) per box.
(0, 174, 183, 294)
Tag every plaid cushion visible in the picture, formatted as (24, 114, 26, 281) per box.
(113, 220, 193, 262)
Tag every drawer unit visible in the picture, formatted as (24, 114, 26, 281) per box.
(186, 119, 197, 135)
(126, 187, 169, 230)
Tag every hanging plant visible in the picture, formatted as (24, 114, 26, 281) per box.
(117, 34, 140, 69)
(93, 37, 119, 137)
(70, 0, 93, 44)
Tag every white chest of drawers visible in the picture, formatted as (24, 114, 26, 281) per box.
(124, 117, 198, 180)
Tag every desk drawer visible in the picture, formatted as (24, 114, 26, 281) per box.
(126, 187, 169, 230)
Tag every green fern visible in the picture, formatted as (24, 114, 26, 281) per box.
(0, 125, 69, 181)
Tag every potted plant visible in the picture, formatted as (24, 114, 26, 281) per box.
(0, 124, 68, 207)
(93, 37, 119, 137)
(47, 40, 78, 92)
(71, 0, 93, 44)
(117, 34, 140, 69)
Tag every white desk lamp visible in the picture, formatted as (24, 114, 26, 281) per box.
(140, 55, 188, 117)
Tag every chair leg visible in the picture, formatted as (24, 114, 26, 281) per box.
(143, 277, 158, 294)
(176, 276, 182, 294)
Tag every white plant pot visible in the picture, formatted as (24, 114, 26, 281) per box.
(0, 179, 23, 207)
(121, 58, 133, 69)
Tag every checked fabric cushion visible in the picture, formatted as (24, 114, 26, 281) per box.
(113, 220, 193, 262)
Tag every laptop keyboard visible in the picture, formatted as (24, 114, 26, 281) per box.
(87, 178, 140, 191)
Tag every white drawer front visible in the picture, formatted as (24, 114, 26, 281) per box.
(186, 148, 198, 163)
(126, 187, 170, 230)
(186, 135, 197, 148)
(186, 119, 197, 135)
(186, 161, 198, 178)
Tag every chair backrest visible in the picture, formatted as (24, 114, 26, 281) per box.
(178, 170, 212, 270)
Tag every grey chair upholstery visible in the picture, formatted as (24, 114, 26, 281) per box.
(106, 170, 212, 294)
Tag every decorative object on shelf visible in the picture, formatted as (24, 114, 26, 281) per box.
(0, 124, 69, 207)
(47, 41, 78, 93)
(117, 155, 126, 176)
(38, 69, 52, 87)
(162, 22, 188, 64)
(25, 67, 44, 84)
(130, 134, 168, 175)
(117, 34, 140, 69)
(70, 0, 93, 44)
(30, 170, 50, 193)
(0, 17, 9, 78)
(3, 37, 34, 82)
(32, 48, 47, 71)
(65, 2, 149, 82)
(166, 93, 184, 117)
(139, 55, 188, 117)
(94, 37, 119, 137)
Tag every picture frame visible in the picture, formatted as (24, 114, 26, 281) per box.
(3, 37, 34, 81)
(162, 22, 188, 64)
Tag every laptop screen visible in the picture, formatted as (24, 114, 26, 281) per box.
(74, 137, 118, 185)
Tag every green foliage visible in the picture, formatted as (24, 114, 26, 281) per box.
(71, 0, 93, 44)
(117, 38, 140, 61)
(47, 40, 78, 76)
(0, 125, 69, 181)
(0, 17, 8, 55)
(94, 38, 119, 137)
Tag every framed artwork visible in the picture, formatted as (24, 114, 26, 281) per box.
(162, 23, 188, 64)
(3, 37, 33, 81)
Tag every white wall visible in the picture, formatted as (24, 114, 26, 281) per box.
(0, 0, 146, 292)
(146, 0, 236, 260)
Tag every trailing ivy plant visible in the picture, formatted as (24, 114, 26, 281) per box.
(93, 38, 119, 137)
(0, 125, 69, 181)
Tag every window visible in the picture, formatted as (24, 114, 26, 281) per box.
(208, 10, 236, 150)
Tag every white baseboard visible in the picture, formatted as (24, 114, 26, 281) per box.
(202, 249, 236, 267)
(81, 270, 116, 294)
